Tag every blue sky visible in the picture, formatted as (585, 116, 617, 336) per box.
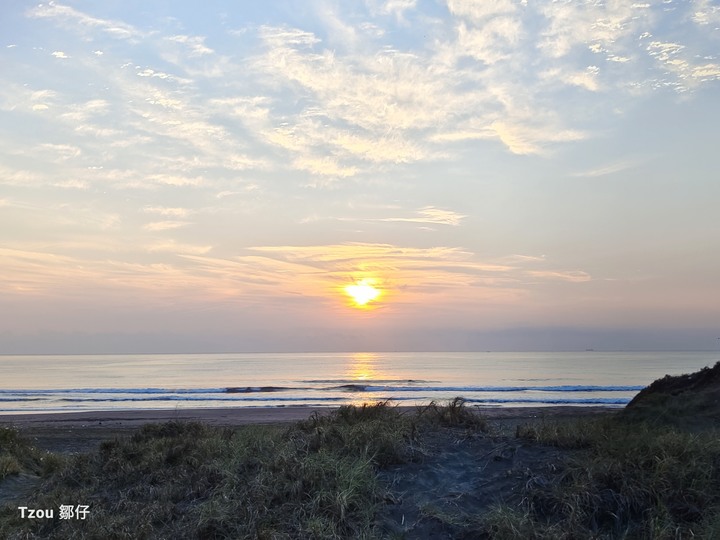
(1, 0, 719, 353)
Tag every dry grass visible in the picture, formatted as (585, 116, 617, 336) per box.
(0, 402, 420, 539)
(491, 417, 720, 539)
(0, 427, 64, 481)
(3, 398, 716, 539)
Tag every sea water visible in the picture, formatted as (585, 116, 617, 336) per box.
(0, 351, 716, 414)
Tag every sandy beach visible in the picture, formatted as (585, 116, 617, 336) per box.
(0, 405, 617, 454)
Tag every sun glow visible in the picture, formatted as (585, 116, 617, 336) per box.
(344, 279, 381, 307)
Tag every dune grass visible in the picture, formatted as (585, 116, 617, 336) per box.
(485, 416, 720, 539)
(2, 398, 718, 539)
(0, 427, 64, 481)
(0, 402, 420, 539)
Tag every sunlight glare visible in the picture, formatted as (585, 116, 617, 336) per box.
(344, 279, 381, 307)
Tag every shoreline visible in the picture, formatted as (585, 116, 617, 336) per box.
(0, 404, 619, 428)
(0, 406, 619, 455)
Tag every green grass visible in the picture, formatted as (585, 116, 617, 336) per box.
(0, 402, 420, 539)
(0, 427, 64, 481)
(416, 397, 490, 431)
(495, 417, 720, 539)
(3, 398, 716, 539)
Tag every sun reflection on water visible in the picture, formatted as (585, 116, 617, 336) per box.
(345, 352, 386, 407)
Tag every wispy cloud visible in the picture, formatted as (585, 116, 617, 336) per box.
(143, 221, 191, 231)
(2, 0, 717, 343)
(27, 1, 140, 40)
(305, 206, 467, 227)
(238, 242, 591, 308)
(147, 241, 212, 255)
(375, 207, 467, 226)
(143, 207, 191, 218)
(166, 35, 214, 57)
(571, 161, 639, 178)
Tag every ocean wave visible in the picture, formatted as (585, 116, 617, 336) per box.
(225, 386, 299, 393)
(0, 383, 643, 398)
(301, 379, 433, 384)
(58, 396, 346, 403)
(465, 397, 629, 405)
(0, 388, 228, 395)
(330, 384, 643, 393)
(0, 395, 628, 407)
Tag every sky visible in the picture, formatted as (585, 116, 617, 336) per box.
(1, 0, 719, 354)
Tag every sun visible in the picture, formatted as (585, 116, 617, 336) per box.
(344, 279, 381, 307)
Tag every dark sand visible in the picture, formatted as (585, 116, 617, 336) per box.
(0, 405, 616, 454)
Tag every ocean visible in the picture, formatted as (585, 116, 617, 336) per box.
(0, 351, 716, 414)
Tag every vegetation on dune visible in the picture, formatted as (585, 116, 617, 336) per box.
(620, 360, 720, 430)
(490, 418, 720, 539)
(0, 400, 507, 539)
(0, 427, 63, 481)
(484, 363, 720, 539)
(416, 396, 490, 431)
(0, 402, 420, 539)
(0, 375, 719, 539)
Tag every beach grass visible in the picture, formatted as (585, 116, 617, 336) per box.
(485, 416, 720, 539)
(0, 402, 418, 539)
(0, 427, 64, 481)
(1, 399, 718, 538)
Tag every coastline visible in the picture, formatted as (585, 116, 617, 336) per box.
(0, 404, 618, 428)
(0, 405, 618, 455)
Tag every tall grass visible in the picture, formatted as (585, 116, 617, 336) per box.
(4, 399, 713, 538)
(0, 403, 418, 539)
(492, 417, 720, 539)
(416, 397, 489, 431)
(0, 427, 63, 480)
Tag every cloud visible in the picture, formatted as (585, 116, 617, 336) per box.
(365, 206, 467, 226)
(143, 221, 191, 231)
(219, 242, 593, 311)
(527, 270, 592, 283)
(250, 3, 657, 165)
(27, 1, 139, 40)
(167, 35, 214, 57)
(537, 1, 638, 59)
(0, 166, 44, 187)
(39, 143, 82, 161)
(143, 207, 191, 218)
(491, 121, 585, 156)
(692, 0, 720, 26)
(446, 0, 518, 22)
(293, 156, 358, 179)
(412, 207, 466, 226)
(646, 40, 720, 86)
(147, 174, 204, 187)
(381, 0, 417, 18)
(542, 66, 601, 92)
(51, 51, 69, 59)
(302, 207, 467, 227)
(147, 241, 212, 255)
(571, 160, 640, 178)
(53, 179, 89, 189)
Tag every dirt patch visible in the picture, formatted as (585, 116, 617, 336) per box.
(376, 425, 572, 539)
